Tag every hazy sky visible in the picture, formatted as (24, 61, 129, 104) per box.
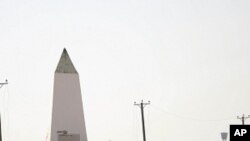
(0, 0, 250, 141)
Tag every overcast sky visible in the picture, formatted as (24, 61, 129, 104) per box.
(0, 0, 250, 141)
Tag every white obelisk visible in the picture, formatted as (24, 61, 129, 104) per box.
(50, 49, 88, 141)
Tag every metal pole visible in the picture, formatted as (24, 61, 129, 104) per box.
(140, 103, 146, 141)
(134, 100, 150, 141)
(0, 79, 8, 141)
(237, 114, 250, 125)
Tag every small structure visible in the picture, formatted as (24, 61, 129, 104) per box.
(221, 132, 228, 141)
(57, 130, 80, 141)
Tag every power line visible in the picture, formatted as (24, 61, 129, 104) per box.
(151, 104, 234, 122)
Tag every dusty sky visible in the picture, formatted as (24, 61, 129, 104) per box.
(0, 0, 250, 141)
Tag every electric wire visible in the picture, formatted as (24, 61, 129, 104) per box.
(150, 104, 235, 122)
(133, 105, 139, 141)
(4, 85, 10, 141)
(146, 106, 151, 141)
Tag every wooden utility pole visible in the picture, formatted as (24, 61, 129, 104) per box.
(0, 80, 8, 141)
(134, 100, 150, 141)
(237, 114, 250, 125)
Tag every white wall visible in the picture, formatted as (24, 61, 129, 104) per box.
(50, 73, 87, 141)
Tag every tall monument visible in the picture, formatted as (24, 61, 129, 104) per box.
(50, 49, 88, 141)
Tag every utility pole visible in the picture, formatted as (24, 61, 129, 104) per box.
(0, 79, 8, 141)
(237, 114, 250, 125)
(134, 100, 150, 141)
